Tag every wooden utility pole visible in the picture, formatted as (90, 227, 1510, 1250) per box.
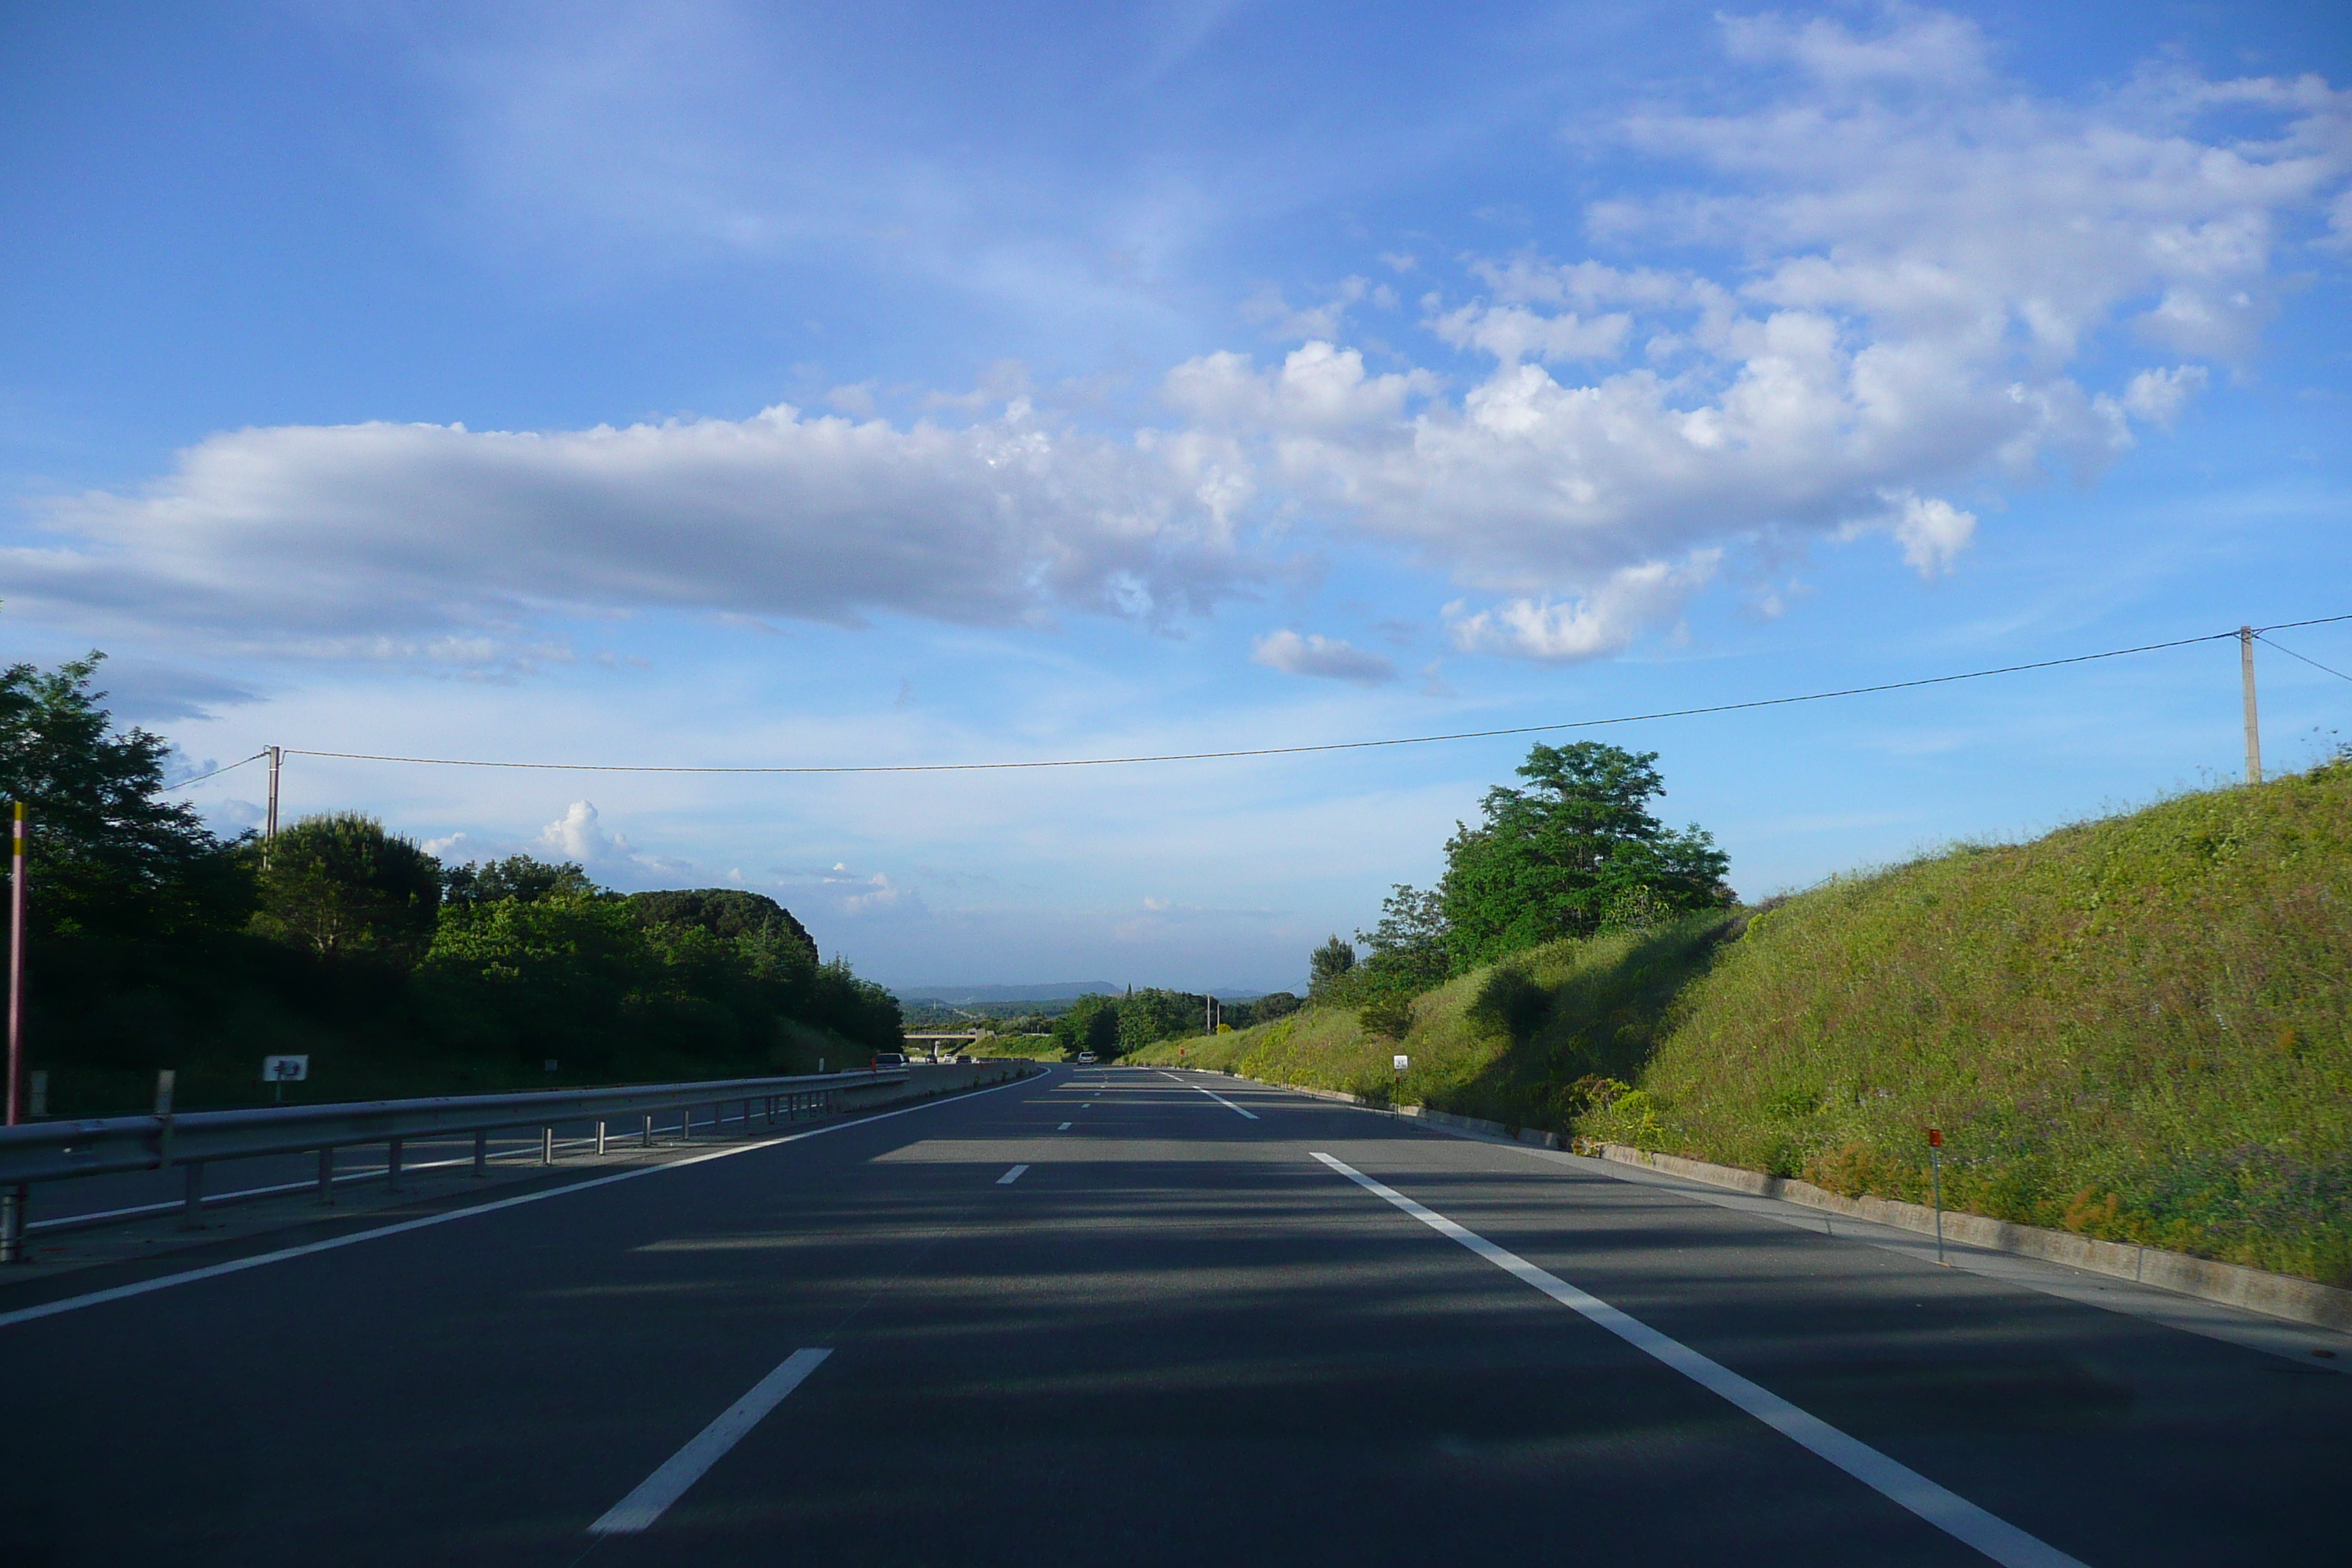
(2239, 627, 2262, 786)
(264, 745, 282, 862)
(7, 802, 23, 1126)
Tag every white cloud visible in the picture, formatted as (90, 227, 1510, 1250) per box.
(1250, 630, 1398, 685)
(10, 401, 1252, 659)
(1888, 494, 1975, 578)
(13, 9, 2345, 671)
(2122, 365, 2210, 428)
(1446, 554, 1719, 662)
(539, 800, 632, 865)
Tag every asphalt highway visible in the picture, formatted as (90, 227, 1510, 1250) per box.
(1, 1064, 2344, 1567)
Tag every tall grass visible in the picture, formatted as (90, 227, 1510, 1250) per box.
(1584, 763, 2352, 1285)
(1139, 764, 2352, 1286)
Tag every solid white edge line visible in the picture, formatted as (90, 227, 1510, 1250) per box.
(1308, 1152, 2089, 1568)
(588, 1347, 832, 1534)
(998, 1164, 1030, 1185)
(1158, 1070, 1258, 1120)
(0, 1069, 1051, 1332)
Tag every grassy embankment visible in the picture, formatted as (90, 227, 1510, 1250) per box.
(1129, 762, 2352, 1286)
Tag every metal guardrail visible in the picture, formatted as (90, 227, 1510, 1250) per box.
(0, 1066, 922, 1259)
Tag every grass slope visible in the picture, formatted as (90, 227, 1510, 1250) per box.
(1137, 763, 2352, 1286)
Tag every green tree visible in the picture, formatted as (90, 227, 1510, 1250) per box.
(0, 653, 252, 938)
(1053, 993, 1121, 1057)
(1308, 935, 1356, 1000)
(1439, 742, 1731, 968)
(443, 854, 597, 908)
(254, 813, 443, 962)
(627, 887, 818, 964)
(1357, 883, 1451, 991)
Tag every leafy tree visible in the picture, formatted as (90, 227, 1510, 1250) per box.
(1226, 991, 1300, 1028)
(1052, 993, 1121, 1057)
(0, 653, 252, 938)
(1439, 742, 1730, 968)
(253, 813, 443, 962)
(1116, 987, 1209, 1053)
(444, 854, 597, 908)
(1356, 883, 1452, 992)
(1308, 935, 1356, 1000)
(627, 887, 818, 963)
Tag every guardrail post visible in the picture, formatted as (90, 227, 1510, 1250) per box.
(386, 1138, 403, 1192)
(595, 1119, 607, 1156)
(540, 1126, 554, 1165)
(472, 1131, 488, 1177)
(1, 1183, 26, 1262)
(181, 1161, 204, 1227)
(317, 1147, 334, 1205)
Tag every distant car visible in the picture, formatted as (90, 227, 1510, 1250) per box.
(956, 1054, 974, 1064)
(1076, 1052, 1097, 1063)
(872, 1052, 907, 1068)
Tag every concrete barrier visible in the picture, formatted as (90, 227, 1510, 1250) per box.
(1196, 1066, 2352, 1334)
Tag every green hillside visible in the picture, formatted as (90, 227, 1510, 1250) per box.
(1134, 761, 2352, 1286)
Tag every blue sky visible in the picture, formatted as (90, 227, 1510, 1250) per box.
(4, 1, 2349, 992)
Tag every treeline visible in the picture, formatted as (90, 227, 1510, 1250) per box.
(1302, 741, 1735, 1037)
(1049, 987, 1302, 1059)
(1, 654, 900, 1112)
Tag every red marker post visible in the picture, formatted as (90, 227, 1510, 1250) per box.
(1926, 1127, 1946, 1265)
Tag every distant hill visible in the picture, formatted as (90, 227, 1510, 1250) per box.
(897, 981, 1281, 1005)
(896, 981, 1120, 1005)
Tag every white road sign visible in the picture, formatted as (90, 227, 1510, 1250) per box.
(1392, 1055, 1409, 1071)
(262, 1055, 310, 1082)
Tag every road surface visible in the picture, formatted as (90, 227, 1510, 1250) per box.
(1, 1064, 2344, 1566)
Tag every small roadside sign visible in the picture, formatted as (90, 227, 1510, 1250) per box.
(262, 1055, 309, 1082)
(1392, 1054, 1409, 1072)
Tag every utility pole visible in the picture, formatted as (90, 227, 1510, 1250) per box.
(3, 802, 26, 1262)
(7, 802, 23, 1126)
(2239, 627, 2262, 786)
(264, 745, 282, 866)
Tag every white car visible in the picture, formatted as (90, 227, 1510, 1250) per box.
(1076, 1052, 1097, 1063)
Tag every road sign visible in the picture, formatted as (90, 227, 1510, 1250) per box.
(262, 1055, 309, 1082)
(1392, 1055, 1409, 1071)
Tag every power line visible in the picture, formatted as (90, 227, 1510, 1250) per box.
(154, 613, 2350, 787)
(2255, 633, 2352, 685)
(162, 750, 269, 789)
(206, 613, 2345, 779)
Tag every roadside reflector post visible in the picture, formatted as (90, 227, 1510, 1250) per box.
(641, 1113, 652, 1148)
(317, 1147, 335, 1205)
(595, 1119, 607, 1156)
(540, 1126, 554, 1165)
(181, 1161, 204, 1227)
(154, 1068, 176, 1167)
(385, 1138, 402, 1192)
(1927, 1128, 1946, 1265)
(472, 1130, 488, 1177)
(0, 1186, 25, 1263)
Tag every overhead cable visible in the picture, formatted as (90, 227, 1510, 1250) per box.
(206, 612, 2347, 780)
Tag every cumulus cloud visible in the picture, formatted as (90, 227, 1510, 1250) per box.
(7, 400, 1253, 659)
(10, 9, 2345, 668)
(1172, 12, 2348, 637)
(1447, 554, 1719, 662)
(1250, 630, 1398, 685)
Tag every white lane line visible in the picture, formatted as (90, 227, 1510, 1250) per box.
(0, 1071, 1046, 1332)
(998, 1164, 1030, 1186)
(589, 1348, 831, 1534)
(1159, 1071, 1259, 1120)
(1310, 1153, 2087, 1568)
(1058, 1122, 1073, 1131)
